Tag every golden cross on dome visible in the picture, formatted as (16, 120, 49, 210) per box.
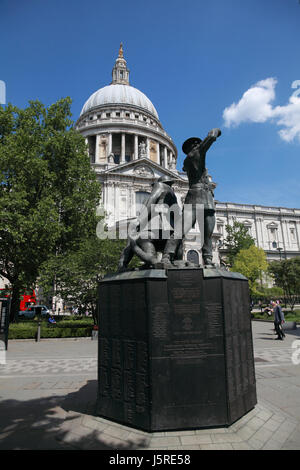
(118, 43, 124, 58)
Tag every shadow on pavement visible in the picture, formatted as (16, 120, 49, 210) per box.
(0, 380, 146, 450)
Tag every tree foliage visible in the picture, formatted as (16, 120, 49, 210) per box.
(268, 258, 300, 311)
(223, 221, 255, 267)
(0, 98, 101, 320)
(38, 236, 126, 324)
(232, 245, 268, 295)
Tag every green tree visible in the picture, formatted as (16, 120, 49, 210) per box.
(39, 236, 126, 324)
(223, 221, 255, 267)
(0, 99, 101, 321)
(268, 258, 300, 311)
(232, 245, 268, 295)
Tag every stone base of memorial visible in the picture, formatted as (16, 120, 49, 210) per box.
(96, 267, 257, 432)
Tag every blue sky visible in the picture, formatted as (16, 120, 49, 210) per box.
(1, 0, 300, 208)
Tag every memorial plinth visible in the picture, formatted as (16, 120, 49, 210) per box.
(97, 267, 257, 431)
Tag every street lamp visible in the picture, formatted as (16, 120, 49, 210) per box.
(272, 241, 283, 261)
(277, 247, 283, 261)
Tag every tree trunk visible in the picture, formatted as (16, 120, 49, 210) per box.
(10, 283, 21, 323)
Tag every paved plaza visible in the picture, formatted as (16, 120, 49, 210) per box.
(0, 321, 300, 450)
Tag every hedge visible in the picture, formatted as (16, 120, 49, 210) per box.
(8, 319, 94, 340)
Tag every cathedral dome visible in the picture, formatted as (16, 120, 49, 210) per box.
(76, 44, 177, 174)
(80, 83, 159, 119)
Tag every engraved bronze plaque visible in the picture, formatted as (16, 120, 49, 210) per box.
(97, 268, 257, 431)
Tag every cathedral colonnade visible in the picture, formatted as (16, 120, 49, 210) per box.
(84, 131, 176, 169)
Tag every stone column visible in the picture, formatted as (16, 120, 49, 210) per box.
(95, 135, 100, 163)
(121, 133, 126, 163)
(146, 138, 150, 159)
(134, 135, 139, 160)
(164, 147, 168, 169)
(107, 133, 112, 156)
(295, 221, 300, 251)
(170, 152, 176, 169)
(156, 142, 160, 164)
(280, 217, 287, 254)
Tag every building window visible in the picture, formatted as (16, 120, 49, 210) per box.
(290, 228, 296, 242)
(135, 114, 139, 119)
(116, 112, 120, 117)
(268, 225, 278, 247)
(270, 227, 277, 241)
(87, 136, 96, 163)
(106, 113, 111, 118)
(126, 112, 130, 118)
(113, 154, 120, 164)
(217, 224, 224, 235)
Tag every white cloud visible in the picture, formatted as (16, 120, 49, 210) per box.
(223, 78, 300, 143)
(272, 96, 300, 143)
(223, 78, 277, 127)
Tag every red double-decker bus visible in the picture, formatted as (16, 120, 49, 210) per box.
(0, 289, 36, 311)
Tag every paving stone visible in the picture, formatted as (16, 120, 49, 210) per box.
(262, 438, 282, 450)
(256, 409, 273, 422)
(245, 416, 266, 431)
(104, 425, 132, 440)
(69, 424, 95, 438)
(263, 418, 283, 432)
(126, 432, 151, 447)
(180, 434, 213, 445)
(250, 427, 274, 444)
(93, 431, 130, 449)
(232, 442, 253, 450)
(178, 445, 201, 450)
(165, 429, 197, 437)
(148, 436, 181, 447)
(211, 432, 243, 443)
(199, 443, 234, 450)
(247, 436, 265, 450)
(81, 415, 102, 430)
(234, 426, 256, 441)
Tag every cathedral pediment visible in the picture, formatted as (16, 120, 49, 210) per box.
(102, 158, 187, 183)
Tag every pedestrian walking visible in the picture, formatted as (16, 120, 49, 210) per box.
(272, 300, 285, 340)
